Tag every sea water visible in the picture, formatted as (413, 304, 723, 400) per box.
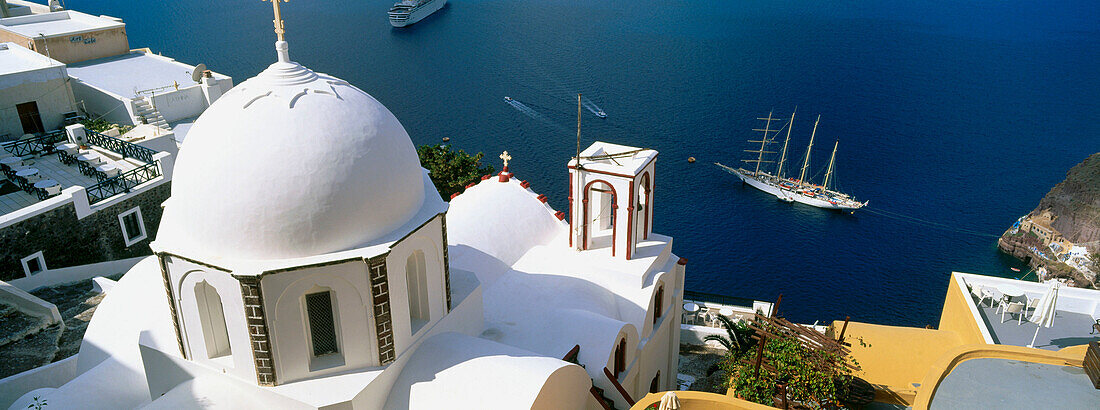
(69, 0, 1100, 326)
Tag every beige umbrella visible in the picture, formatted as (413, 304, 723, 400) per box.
(659, 391, 680, 410)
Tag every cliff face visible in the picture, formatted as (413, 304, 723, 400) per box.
(1031, 153, 1100, 252)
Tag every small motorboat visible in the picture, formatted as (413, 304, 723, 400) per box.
(504, 96, 513, 102)
(1010, 267, 1021, 272)
(595, 110, 607, 118)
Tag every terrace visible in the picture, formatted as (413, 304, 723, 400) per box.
(959, 272, 1100, 350)
(0, 128, 162, 215)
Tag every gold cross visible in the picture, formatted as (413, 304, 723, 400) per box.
(262, 0, 289, 41)
(500, 151, 512, 168)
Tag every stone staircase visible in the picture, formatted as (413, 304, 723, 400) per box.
(0, 302, 63, 378)
(564, 344, 621, 410)
(133, 97, 169, 129)
(591, 384, 620, 410)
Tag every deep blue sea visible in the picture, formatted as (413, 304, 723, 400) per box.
(69, 0, 1100, 327)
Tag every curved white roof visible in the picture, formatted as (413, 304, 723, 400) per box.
(159, 42, 425, 260)
(384, 332, 590, 410)
(446, 177, 564, 266)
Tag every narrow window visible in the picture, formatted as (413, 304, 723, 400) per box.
(406, 250, 430, 333)
(194, 281, 231, 358)
(649, 371, 661, 393)
(20, 251, 47, 277)
(653, 286, 664, 325)
(614, 338, 626, 377)
(305, 291, 338, 356)
(118, 207, 147, 246)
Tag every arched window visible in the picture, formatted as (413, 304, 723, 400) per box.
(614, 337, 626, 377)
(406, 250, 430, 333)
(649, 371, 661, 393)
(305, 290, 338, 357)
(653, 285, 664, 325)
(194, 280, 231, 358)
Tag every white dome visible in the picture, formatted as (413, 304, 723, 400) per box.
(161, 42, 425, 260)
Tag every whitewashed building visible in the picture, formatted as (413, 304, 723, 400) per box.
(1, 28, 685, 410)
(0, 42, 74, 140)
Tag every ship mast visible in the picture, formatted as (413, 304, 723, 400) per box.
(823, 140, 838, 191)
(776, 108, 795, 178)
(744, 111, 776, 176)
(798, 115, 820, 187)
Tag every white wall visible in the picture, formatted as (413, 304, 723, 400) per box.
(0, 68, 74, 138)
(165, 256, 256, 384)
(0, 355, 78, 410)
(386, 216, 447, 358)
(262, 259, 379, 384)
(70, 79, 135, 125)
(8, 256, 144, 291)
(0, 279, 61, 323)
(148, 86, 204, 123)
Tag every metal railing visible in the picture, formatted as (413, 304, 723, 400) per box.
(86, 130, 159, 163)
(86, 130, 158, 163)
(0, 130, 67, 157)
(84, 161, 161, 204)
(684, 290, 758, 309)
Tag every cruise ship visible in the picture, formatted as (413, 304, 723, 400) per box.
(388, 0, 447, 27)
(716, 111, 867, 211)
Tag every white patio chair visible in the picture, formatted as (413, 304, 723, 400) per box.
(1000, 301, 1025, 325)
(971, 285, 995, 308)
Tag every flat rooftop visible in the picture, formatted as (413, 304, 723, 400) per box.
(68, 51, 228, 98)
(976, 304, 1100, 350)
(931, 358, 1100, 409)
(0, 42, 62, 75)
(0, 10, 122, 38)
(0, 147, 144, 215)
(959, 273, 1100, 349)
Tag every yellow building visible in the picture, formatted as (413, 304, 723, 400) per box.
(633, 272, 1100, 409)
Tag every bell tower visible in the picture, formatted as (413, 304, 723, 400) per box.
(568, 142, 657, 260)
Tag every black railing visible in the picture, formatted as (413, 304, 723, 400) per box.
(0, 130, 67, 157)
(86, 131, 158, 164)
(84, 161, 161, 204)
(684, 290, 758, 309)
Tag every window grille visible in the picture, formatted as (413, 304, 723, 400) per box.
(305, 291, 338, 356)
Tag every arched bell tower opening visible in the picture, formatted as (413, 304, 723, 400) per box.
(582, 179, 618, 254)
(569, 142, 658, 259)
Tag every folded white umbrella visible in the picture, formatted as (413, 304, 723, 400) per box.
(1027, 281, 1060, 348)
(659, 391, 680, 410)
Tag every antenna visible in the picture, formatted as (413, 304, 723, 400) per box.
(191, 63, 207, 83)
(576, 93, 582, 170)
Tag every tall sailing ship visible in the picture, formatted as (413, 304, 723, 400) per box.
(716, 111, 867, 211)
(388, 0, 447, 27)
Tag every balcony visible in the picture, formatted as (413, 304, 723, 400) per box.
(0, 129, 162, 215)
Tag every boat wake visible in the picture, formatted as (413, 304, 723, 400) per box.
(504, 97, 568, 132)
(582, 97, 607, 118)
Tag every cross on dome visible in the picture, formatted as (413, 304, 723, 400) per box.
(263, 0, 289, 41)
(500, 151, 512, 168)
(262, 0, 293, 62)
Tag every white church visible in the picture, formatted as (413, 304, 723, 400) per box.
(7, 9, 685, 410)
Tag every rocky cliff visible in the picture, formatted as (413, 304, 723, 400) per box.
(1030, 153, 1100, 252)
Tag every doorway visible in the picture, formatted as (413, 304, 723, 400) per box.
(17, 101, 45, 135)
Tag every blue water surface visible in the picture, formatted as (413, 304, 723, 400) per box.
(68, 0, 1100, 326)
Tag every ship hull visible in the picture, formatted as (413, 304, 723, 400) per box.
(389, 0, 446, 27)
(735, 169, 864, 211)
(779, 189, 864, 210)
(735, 170, 786, 198)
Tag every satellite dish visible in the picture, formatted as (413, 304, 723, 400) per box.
(192, 63, 207, 83)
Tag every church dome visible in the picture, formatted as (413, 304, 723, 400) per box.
(161, 41, 425, 260)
